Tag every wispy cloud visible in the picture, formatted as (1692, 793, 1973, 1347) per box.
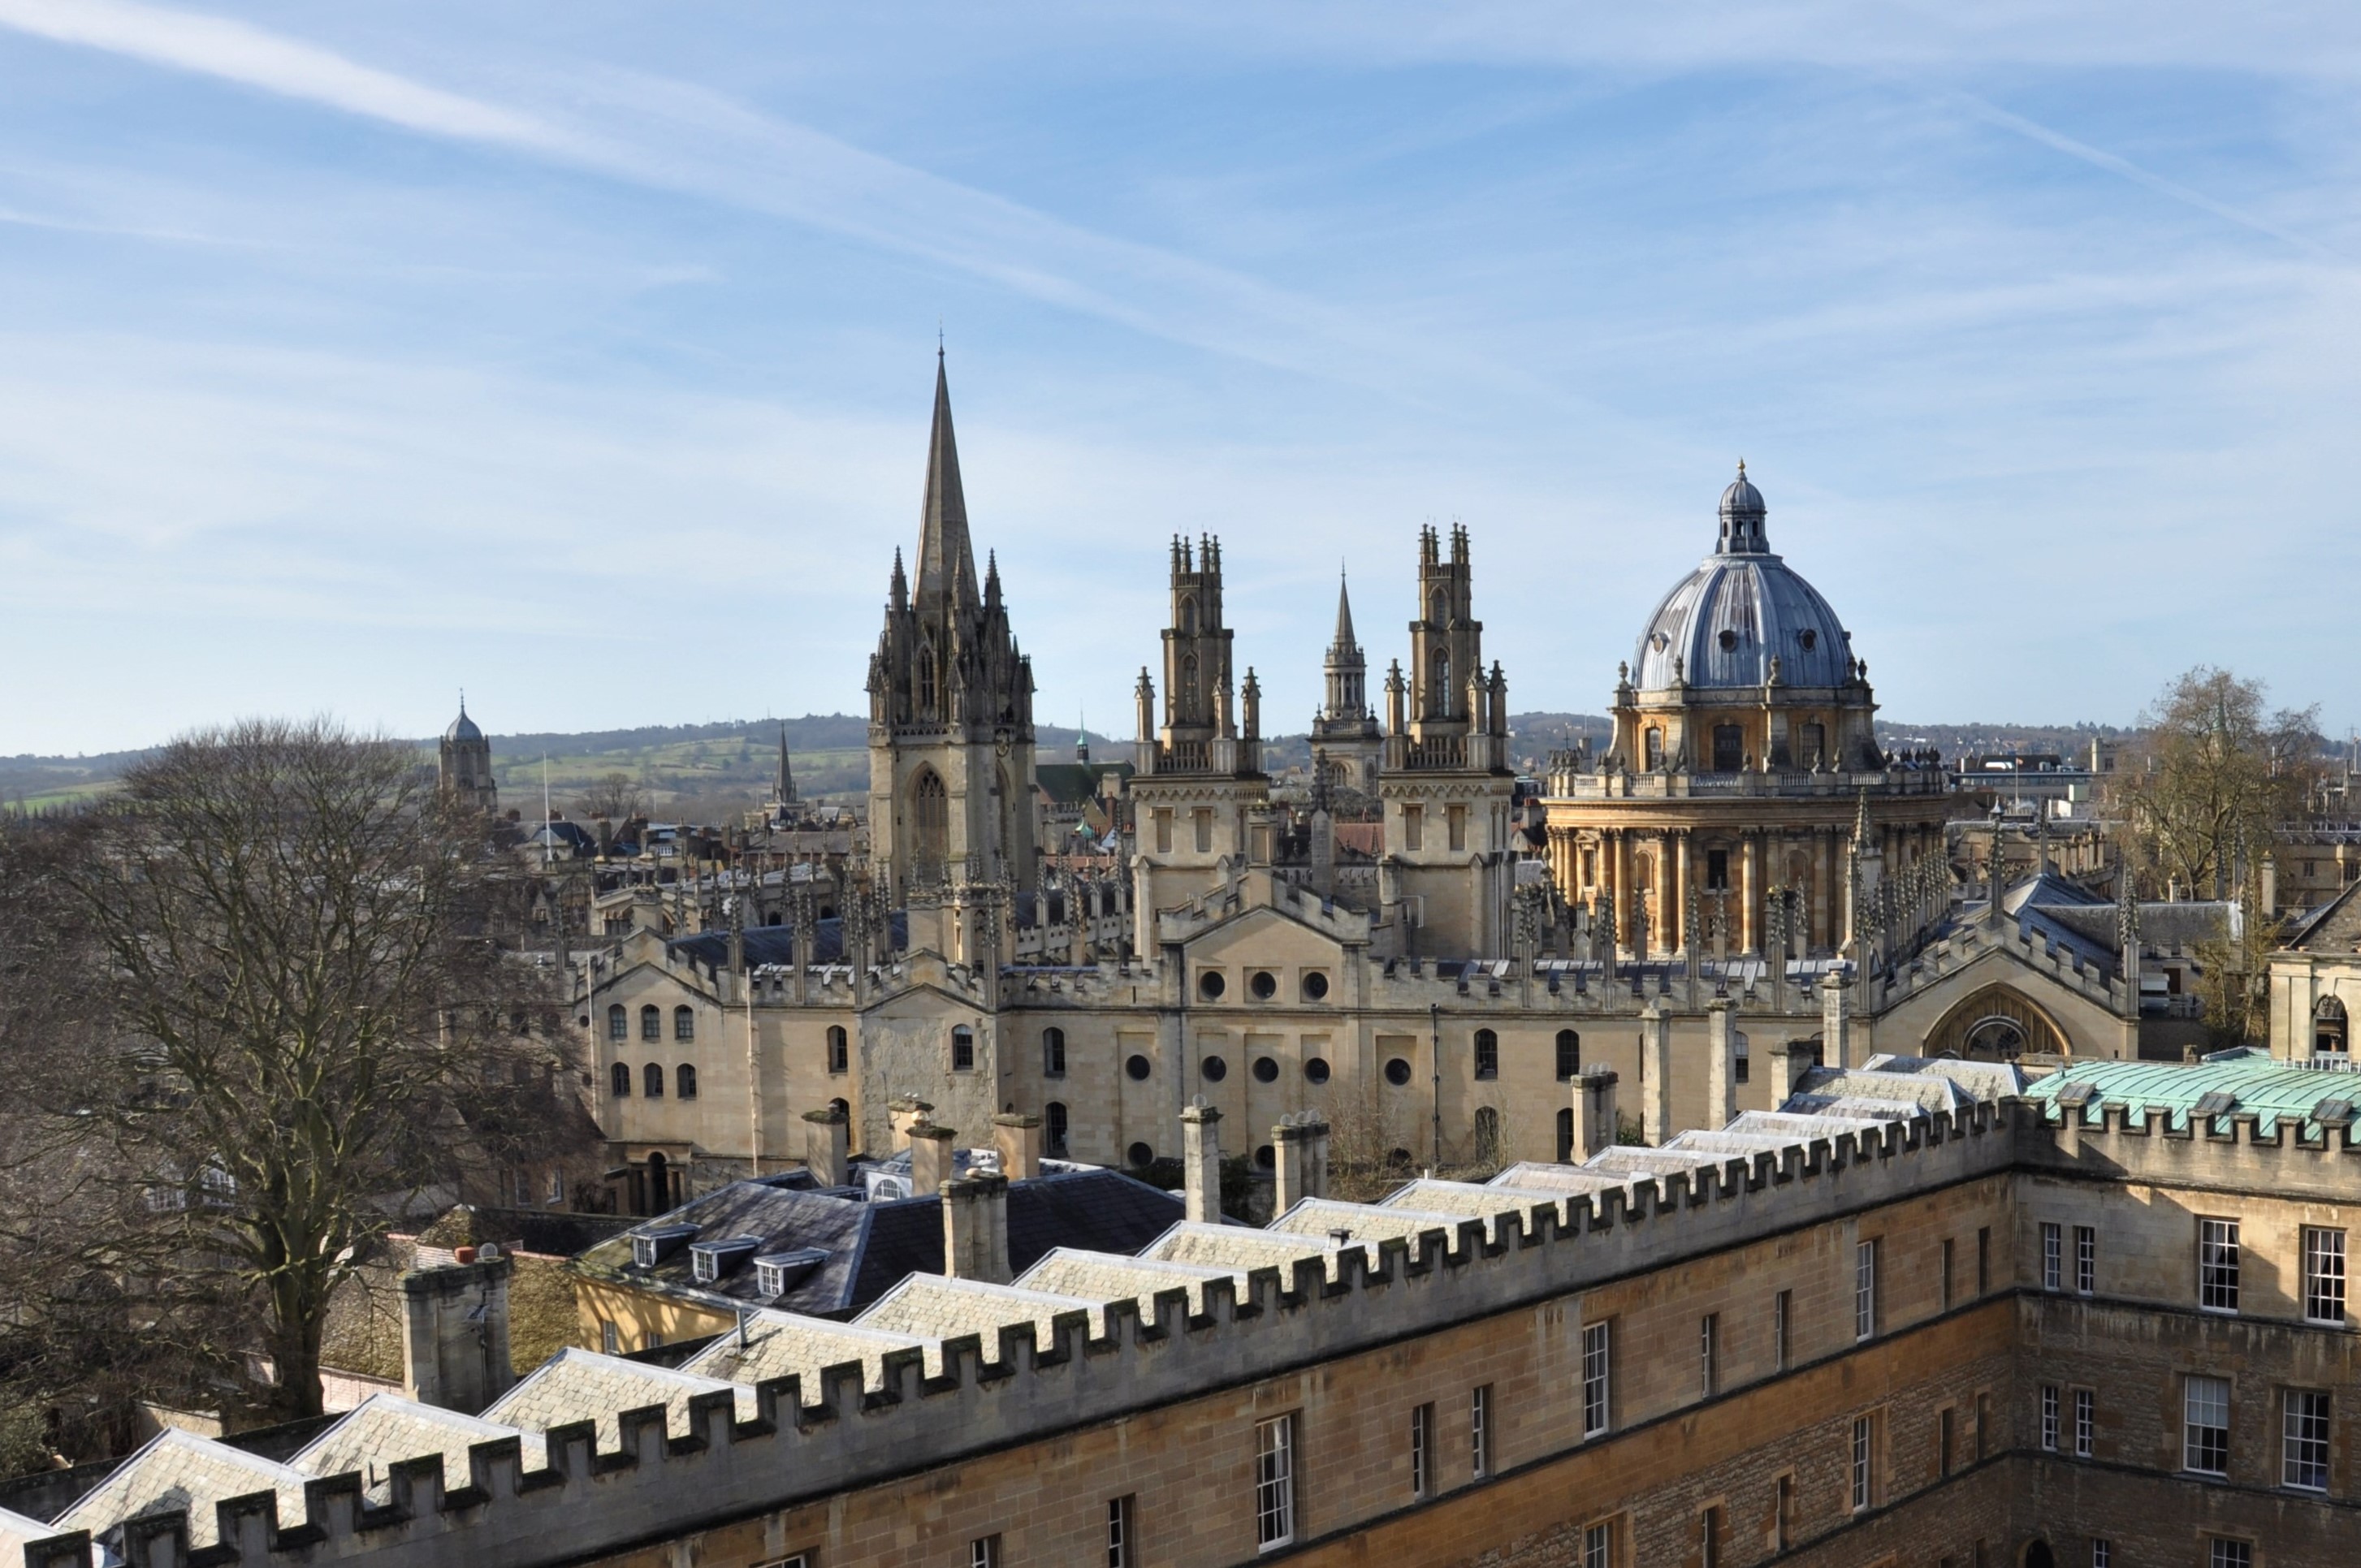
(0, 0, 1489, 396)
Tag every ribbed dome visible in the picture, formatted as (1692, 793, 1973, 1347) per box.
(444, 706, 482, 743)
(1633, 468, 1853, 690)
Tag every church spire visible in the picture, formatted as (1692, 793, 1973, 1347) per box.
(1330, 569, 1358, 655)
(776, 724, 797, 806)
(915, 350, 978, 612)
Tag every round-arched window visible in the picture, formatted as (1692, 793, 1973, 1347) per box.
(1473, 1028, 1498, 1079)
(1043, 1026, 1067, 1078)
(673, 1005, 694, 1043)
(643, 1062, 664, 1098)
(1201, 1056, 1228, 1082)
(639, 1004, 661, 1043)
(1254, 1144, 1275, 1171)
(1046, 1101, 1070, 1154)
(1301, 971, 1330, 1001)
(1384, 1057, 1413, 1087)
(1126, 1142, 1154, 1170)
(950, 1026, 975, 1071)
(1126, 1054, 1152, 1082)
(1249, 970, 1278, 1000)
(677, 1064, 698, 1099)
(1252, 1056, 1279, 1083)
(1199, 970, 1227, 1000)
(607, 1004, 628, 1042)
(1386, 1147, 1414, 1170)
(610, 1062, 631, 1096)
(1304, 1057, 1331, 1084)
(826, 1025, 848, 1073)
(1555, 1029, 1580, 1081)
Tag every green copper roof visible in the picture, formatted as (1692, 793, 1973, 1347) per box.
(2025, 1056, 2361, 1136)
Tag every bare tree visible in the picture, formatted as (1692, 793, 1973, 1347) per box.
(2111, 667, 2323, 900)
(577, 771, 649, 824)
(28, 720, 589, 1425)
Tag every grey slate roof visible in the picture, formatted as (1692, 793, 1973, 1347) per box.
(572, 1168, 1183, 1320)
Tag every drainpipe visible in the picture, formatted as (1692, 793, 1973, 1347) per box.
(1429, 1001, 1443, 1172)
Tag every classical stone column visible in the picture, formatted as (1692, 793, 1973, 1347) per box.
(1673, 830, 1692, 953)
(1613, 830, 1633, 959)
(1740, 832, 1760, 954)
(1654, 832, 1675, 957)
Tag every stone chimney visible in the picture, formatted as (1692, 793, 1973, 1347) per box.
(941, 1173, 1011, 1284)
(1180, 1098, 1222, 1225)
(1706, 1000, 1738, 1129)
(1272, 1114, 1330, 1215)
(889, 1096, 936, 1153)
(1638, 1006, 1671, 1146)
(1821, 980, 1852, 1070)
(402, 1252, 513, 1415)
(909, 1119, 956, 1195)
(802, 1104, 850, 1188)
(992, 1112, 1043, 1183)
(1768, 1039, 1808, 1102)
(1570, 1069, 1619, 1161)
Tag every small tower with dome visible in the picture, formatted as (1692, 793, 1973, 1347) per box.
(439, 699, 498, 813)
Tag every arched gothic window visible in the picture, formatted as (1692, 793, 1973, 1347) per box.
(2318, 996, 2349, 1057)
(644, 1062, 665, 1098)
(1555, 1029, 1580, 1081)
(611, 1062, 632, 1097)
(1043, 1026, 1066, 1078)
(673, 1005, 694, 1043)
(910, 769, 949, 874)
(639, 1004, 660, 1043)
(826, 1024, 849, 1073)
(918, 641, 940, 715)
(1472, 1106, 1501, 1165)
(677, 1064, 698, 1099)
(607, 1004, 627, 1043)
(1473, 1028, 1498, 1080)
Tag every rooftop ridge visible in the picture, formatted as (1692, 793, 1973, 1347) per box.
(22, 1100, 2020, 1566)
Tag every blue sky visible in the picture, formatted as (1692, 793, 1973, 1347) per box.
(2, 2, 2356, 755)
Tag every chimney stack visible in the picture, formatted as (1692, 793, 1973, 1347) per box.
(1272, 1114, 1330, 1215)
(1180, 1099, 1222, 1225)
(802, 1104, 850, 1187)
(1821, 981, 1853, 1070)
(992, 1112, 1043, 1183)
(889, 1097, 936, 1154)
(909, 1119, 956, 1196)
(402, 1252, 513, 1415)
(1570, 1069, 1619, 1161)
(1706, 1000, 1738, 1129)
(941, 1173, 1011, 1284)
(1639, 1006, 1671, 1146)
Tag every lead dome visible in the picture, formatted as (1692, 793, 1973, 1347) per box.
(1632, 464, 1853, 692)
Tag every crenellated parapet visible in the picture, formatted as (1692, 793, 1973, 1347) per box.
(26, 1099, 2024, 1567)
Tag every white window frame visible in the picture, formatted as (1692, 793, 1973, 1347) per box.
(2303, 1227, 2346, 1324)
(2199, 1219, 2241, 1314)
(2283, 1388, 2331, 1492)
(2074, 1225, 2096, 1296)
(1581, 1321, 1612, 1437)
(2091, 1541, 2110, 1568)
(1582, 1518, 1615, 1568)
(1410, 1402, 1433, 1499)
(1855, 1239, 1879, 1341)
(2184, 1375, 2231, 1477)
(1849, 1414, 1875, 1511)
(1470, 1384, 1492, 1479)
(2040, 1384, 2060, 1452)
(1107, 1493, 1135, 1568)
(1255, 1414, 1295, 1549)
(2073, 1388, 2095, 1458)
(1700, 1313, 1718, 1399)
(970, 1535, 1001, 1568)
(1772, 1289, 1790, 1371)
(2208, 1540, 2252, 1568)
(2041, 1221, 2063, 1292)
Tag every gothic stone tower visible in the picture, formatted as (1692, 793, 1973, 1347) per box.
(1308, 572, 1382, 793)
(1131, 534, 1269, 952)
(438, 702, 497, 814)
(866, 356, 1038, 917)
(1378, 525, 1515, 957)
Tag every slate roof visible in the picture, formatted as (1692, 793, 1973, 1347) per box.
(482, 1350, 756, 1449)
(572, 1168, 1183, 1320)
(667, 917, 910, 972)
(289, 1395, 528, 1504)
(2287, 879, 2361, 953)
(56, 1429, 311, 1550)
(2025, 1057, 2361, 1137)
(679, 1310, 924, 1393)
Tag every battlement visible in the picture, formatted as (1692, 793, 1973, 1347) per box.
(24, 1101, 2025, 1566)
(1867, 914, 2129, 1016)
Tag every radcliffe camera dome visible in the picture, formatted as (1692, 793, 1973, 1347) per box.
(1632, 465, 1854, 691)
